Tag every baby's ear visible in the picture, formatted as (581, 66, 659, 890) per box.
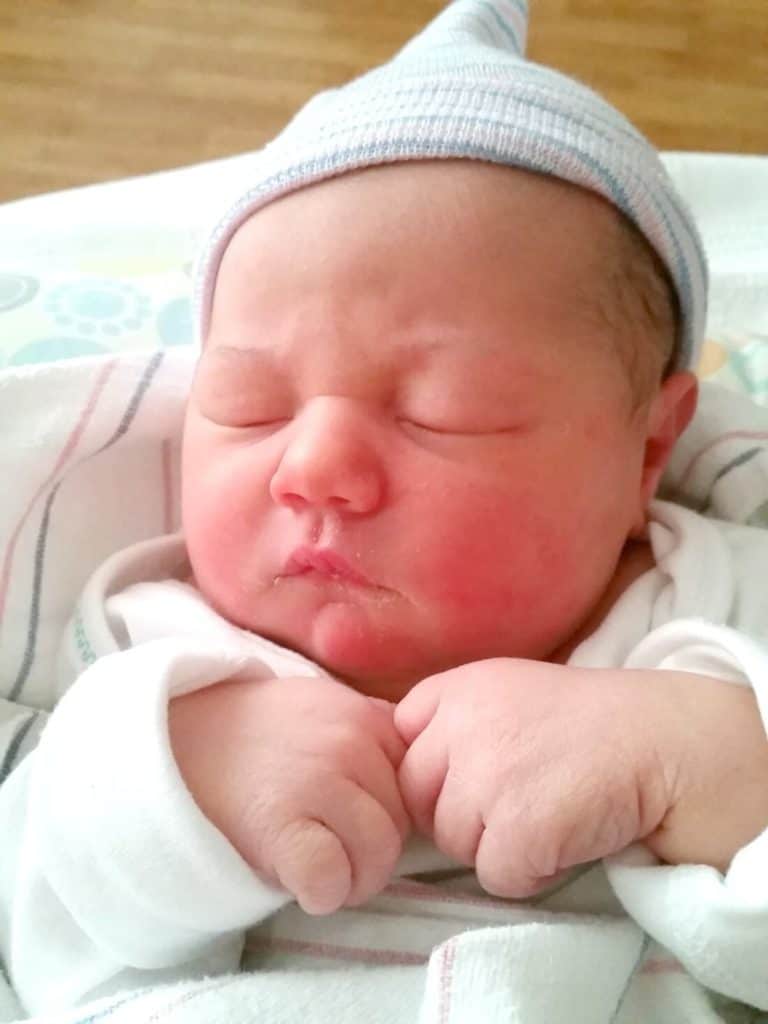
(630, 371, 698, 536)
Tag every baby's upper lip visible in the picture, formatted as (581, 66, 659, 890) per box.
(283, 546, 372, 586)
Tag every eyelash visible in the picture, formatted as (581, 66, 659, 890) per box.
(397, 417, 506, 439)
(205, 405, 515, 440)
(403, 420, 463, 434)
(220, 417, 290, 434)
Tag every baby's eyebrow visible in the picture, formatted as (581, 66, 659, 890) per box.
(201, 344, 277, 372)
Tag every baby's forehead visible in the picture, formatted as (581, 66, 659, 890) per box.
(212, 162, 633, 380)
(203, 164, 645, 408)
(216, 161, 625, 309)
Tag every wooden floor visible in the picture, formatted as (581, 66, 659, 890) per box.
(1, 0, 767, 203)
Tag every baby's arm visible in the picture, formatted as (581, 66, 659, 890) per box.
(396, 640, 768, 1008)
(632, 670, 768, 872)
(605, 621, 768, 1010)
(1, 639, 285, 1013)
(0, 636, 405, 1014)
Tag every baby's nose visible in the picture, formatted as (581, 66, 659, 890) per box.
(269, 398, 385, 514)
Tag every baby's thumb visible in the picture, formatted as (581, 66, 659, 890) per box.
(394, 673, 444, 745)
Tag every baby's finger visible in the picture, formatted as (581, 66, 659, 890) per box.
(474, 808, 565, 899)
(314, 777, 405, 906)
(432, 771, 484, 866)
(347, 741, 411, 844)
(393, 672, 447, 745)
(364, 698, 408, 769)
(271, 818, 352, 915)
(397, 724, 449, 836)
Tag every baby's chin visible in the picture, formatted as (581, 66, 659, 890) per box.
(214, 576, 440, 699)
(192, 572, 425, 698)
(294, 600, 429, 701)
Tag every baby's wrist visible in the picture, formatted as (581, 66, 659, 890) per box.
(639, 672, 768, 872)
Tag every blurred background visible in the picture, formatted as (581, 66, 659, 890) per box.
(1, 0, 767, 203)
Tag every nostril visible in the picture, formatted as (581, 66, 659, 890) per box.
(277, 490, 352, 512)
(278, 491, 309, 511)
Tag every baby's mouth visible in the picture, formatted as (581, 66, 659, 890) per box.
(280, 546, 373, 587)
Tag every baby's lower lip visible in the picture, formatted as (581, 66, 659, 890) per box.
(288, 566, 369, 587)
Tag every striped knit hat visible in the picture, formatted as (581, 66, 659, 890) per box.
(195, 0, 708, 371)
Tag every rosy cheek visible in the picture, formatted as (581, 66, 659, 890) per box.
(406, 475, 586, 642)
(408, 485, 525, 606)
(183, 443, 265, 590)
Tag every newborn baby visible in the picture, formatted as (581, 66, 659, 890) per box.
(172, 157, 765, 913)
(5, 0, 768, 1018)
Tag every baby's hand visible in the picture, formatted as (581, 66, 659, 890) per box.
(169, 675, 409, 914)
(395, 659, 674, 898)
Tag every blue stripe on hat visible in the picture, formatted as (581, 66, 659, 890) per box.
(474, 0, 528, 53)
(414, 0, 528, 56)
(296, 84, 653, 162)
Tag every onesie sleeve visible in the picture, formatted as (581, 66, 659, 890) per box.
(605, 618, 768, 1011)
(0, 636, 296, 1014)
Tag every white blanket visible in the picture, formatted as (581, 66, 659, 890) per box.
(0, 350, 190, 714)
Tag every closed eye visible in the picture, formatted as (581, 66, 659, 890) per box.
(232, 418, 291, 433)
(201, 413, 291, 434)
(397, 417, 521, 438)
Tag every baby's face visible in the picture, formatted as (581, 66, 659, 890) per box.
(183, 162, 654, 699)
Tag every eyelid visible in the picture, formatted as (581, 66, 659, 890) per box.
(221, 414, 290, 428)
(401, 418, 467, 436)
(398, 416, 519, 438)
(193, 370, 292, 430)
(212, 419, 292, 439)
(195, 397, 291, 432)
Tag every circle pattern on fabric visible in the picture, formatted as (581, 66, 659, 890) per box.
(0, 273, 39, 311)
(43, 280, 151, 336)
(157, 297, 194, 346)
(8, 337, 109, 365)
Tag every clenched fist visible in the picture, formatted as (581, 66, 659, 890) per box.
(168, 675, 410, 914)
(394, 658, 675, 898)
